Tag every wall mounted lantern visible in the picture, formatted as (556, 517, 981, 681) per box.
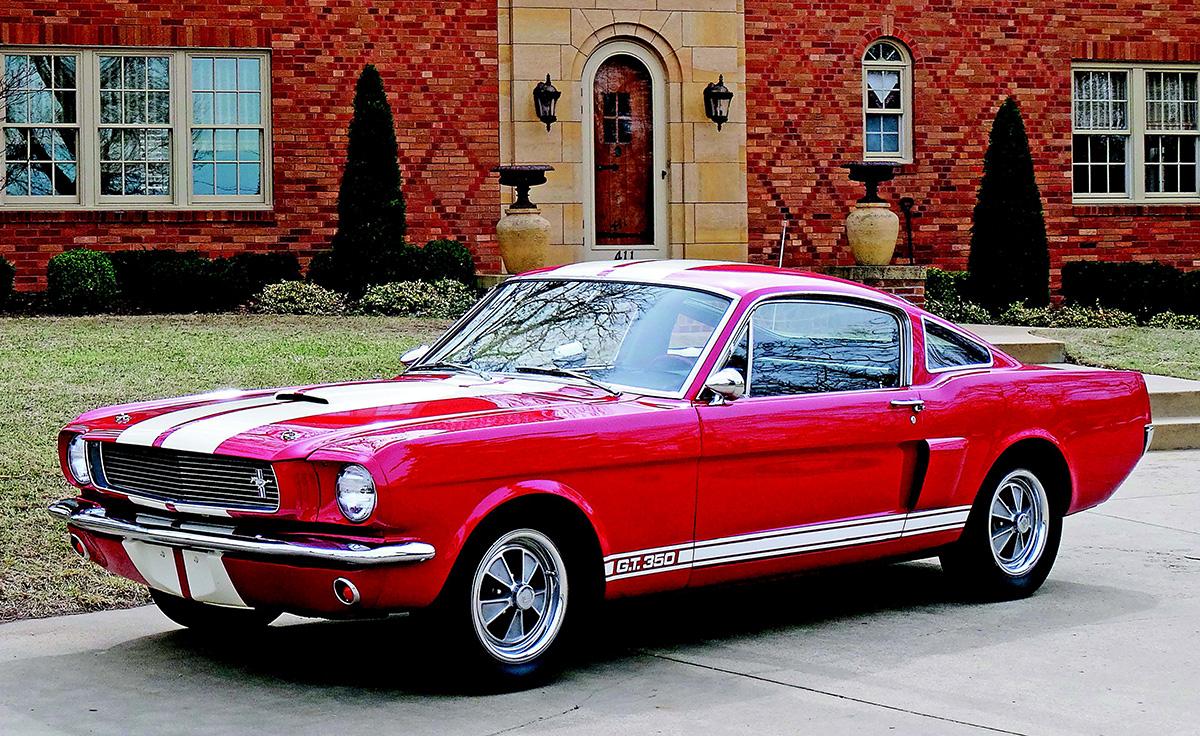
(533, 75, 561, 131)
(703, 75, 734, 130)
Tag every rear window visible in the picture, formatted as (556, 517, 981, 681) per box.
(925, 321, 991, 371)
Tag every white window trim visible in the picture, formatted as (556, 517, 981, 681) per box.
(0, 45, 272, 211)
(862, 39, 914, 164)
(1072, 61, 1200, 206)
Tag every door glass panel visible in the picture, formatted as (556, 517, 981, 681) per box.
(750, 302, 901, 397)
(925, 321, 991, 370)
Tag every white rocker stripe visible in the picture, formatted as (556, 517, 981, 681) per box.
(156, 377, 564, 454)
(605, 505, 973, 581)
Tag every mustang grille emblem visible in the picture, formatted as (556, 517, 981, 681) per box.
(114, 413, 132, 425)
(250, 469, 270, 498)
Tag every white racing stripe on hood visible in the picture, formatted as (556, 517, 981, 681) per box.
(157, 377, 565, 454)
(116, 395, 277, 447)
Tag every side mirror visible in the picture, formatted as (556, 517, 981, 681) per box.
(400, 345, 430, 368)
(704, 367, 746, 404)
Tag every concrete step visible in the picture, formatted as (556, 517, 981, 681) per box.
(1151, 417, 1200, 451)
(964, 324, 1067, 364)
(1144, 373, 1200, 419)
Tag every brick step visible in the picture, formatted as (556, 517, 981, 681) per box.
(964, 324, 1067, 364)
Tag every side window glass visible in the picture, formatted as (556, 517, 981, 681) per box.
(750, 302, 901, 397)
(925, 321, 991, 371)
(720, 325, 749, 376)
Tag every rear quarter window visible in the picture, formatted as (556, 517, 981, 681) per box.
(925, 320, 991, 371)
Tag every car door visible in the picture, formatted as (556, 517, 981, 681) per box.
(691, 297, 928, 585)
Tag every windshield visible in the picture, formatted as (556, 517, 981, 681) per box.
(419, 279, 732, 394)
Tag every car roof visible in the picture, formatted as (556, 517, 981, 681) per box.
(514, 259, 914, 308)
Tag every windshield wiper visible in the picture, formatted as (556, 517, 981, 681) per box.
(513, 366, 621, 396)
(407, 361, 490, 379)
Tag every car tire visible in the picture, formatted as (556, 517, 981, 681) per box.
(430, 519, 592, 688)
(150, 588, 280, 632)
(940, 464, 1063, 601)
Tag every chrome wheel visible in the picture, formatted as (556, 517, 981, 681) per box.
(988, 469, 1050, 577)
(470, 529, 568, 664)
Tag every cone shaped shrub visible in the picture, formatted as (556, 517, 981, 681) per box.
(325, 64, 409, 294)
(967, 97, 1050, 310)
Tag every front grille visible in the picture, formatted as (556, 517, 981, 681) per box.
(96, 443, 280, 512)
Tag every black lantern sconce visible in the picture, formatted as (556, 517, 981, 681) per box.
(703, 75, 734, 130)
(533, 75, 561, 132)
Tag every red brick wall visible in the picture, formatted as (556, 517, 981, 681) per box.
(0, 1, 500, 290)
(744, 3, 1200, 288)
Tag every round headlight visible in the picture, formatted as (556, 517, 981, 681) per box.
(336, 464, 376, 523)
(67, 435, 91, 485)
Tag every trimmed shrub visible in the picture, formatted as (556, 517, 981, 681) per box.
(210, 252, 302, 309)
(0, 256, 14, 309)
(966, 97, 1050, 310)
(110, 250, 214, 312)
(47, 249, 118, 314)
(926, 268, 968, 303)
(1062, 261, 1200, 319)
(999, 302, 1138, 328)
(421, 239, 475, 284)
(925, 296, 992, 325)
(251, 281, 348, 316)
(1148, 311, 1200, 330)
(359, 278, 478, 318)
(327, 65, 409, 294)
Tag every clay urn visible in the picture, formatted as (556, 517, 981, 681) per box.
(841, 161, 901, 266)
(494, 165, 554, 274)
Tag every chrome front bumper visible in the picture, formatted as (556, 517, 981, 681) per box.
(47, 498, 435, 567)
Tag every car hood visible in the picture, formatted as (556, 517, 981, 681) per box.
(73, 373, 618, 461)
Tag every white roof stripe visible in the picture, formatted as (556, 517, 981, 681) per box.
(525, 259, 738, 284)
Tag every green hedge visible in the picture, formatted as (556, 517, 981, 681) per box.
(110, 250, 301, 312)
(1062, 261, 1200, 319)
(47, 249, 119, 314)
(0, 256, 14, 309)
(251, 281, 348, 316)
(359, 279, 478, 318)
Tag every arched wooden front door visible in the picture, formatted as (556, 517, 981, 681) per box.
(593, 55, 654, 247)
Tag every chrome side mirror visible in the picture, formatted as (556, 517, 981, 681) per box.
(704, 367, 745, 404)
(400, 345, 430, 368)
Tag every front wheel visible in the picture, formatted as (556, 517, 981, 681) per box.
(941, 466, 1062, 600)
(150, 589, 280, 632)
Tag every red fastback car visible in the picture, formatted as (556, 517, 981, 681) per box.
(51, 260, 1153, 682)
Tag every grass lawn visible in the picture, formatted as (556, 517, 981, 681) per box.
(1036, 327, 1200, 381)
(0, 314, 447, 623)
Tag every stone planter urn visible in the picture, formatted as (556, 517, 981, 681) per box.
(494, 165, 554, 274)
(841, 161, 901, 266)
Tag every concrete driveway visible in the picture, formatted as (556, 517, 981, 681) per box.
(2, 451, 1197, 736)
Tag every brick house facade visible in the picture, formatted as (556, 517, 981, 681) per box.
(2, 0, 1198, 291)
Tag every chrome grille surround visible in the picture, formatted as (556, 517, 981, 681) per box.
(96, 442, 280, 513)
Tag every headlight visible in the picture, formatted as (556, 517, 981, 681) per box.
(67, 435, 91, 485)
(336, 464, 376, 523)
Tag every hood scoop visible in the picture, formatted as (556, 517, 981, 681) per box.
(273, 391, 330, 405)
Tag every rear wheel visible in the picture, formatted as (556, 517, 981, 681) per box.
(150, 589, 280, 632)
(941, 466, 1062, 600)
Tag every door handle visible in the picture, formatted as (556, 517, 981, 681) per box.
(890, 399, 925, 412)
(596, 164, 619, 171)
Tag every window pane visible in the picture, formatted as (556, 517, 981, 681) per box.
(123, 57, 147, 89)
(53, 91, 75, 124)
(1074, 71, 1128, 130)
(101, 163, 122, 195)
(1146, 72, 1198, 131)
(55, 162, 77, 195)
(54, 56, 75, 88)
(192, 129, 214, 161)
(215, 162, 238, 195)
(238, 93, 260, 124)
(192, 163, 215, 195)
(193, 93, 214, 124)
(5, 128, 26, 160)
(866, 70, 901, 109)
(148, 163, 170, 195)
(29, 91, 52, 123)
(1073, 134, 1127, 194)
(5, 164, 28, 195)
(100, 128, 121, 161)
(146, 129, 170, 160)
(237, 58, 260, 90)
(124, 91, 146, 124)
(749, 302, 901, 397)
(147, 57, 169, 90)
(100, 91, 121, 123)
(148, 92, 170, 124)
(124, 163, 146, 195)
(214, 59, 237, 90)
(214, 129, 237, 161)
(192, 57, 214, 90)
(237, 129, 260, 161)
(30, 163, 53, 195)
(100, 56, 121, 89)
(214, 92, 237, 124)
(238, 163, 261, 195)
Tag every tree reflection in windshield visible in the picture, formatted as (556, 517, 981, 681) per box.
(423, 280, 731, 394)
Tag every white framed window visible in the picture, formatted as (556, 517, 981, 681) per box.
(862, 39, 913, 163)
(1072, 64, 1199, 204)
(1, 46, 270, 210)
